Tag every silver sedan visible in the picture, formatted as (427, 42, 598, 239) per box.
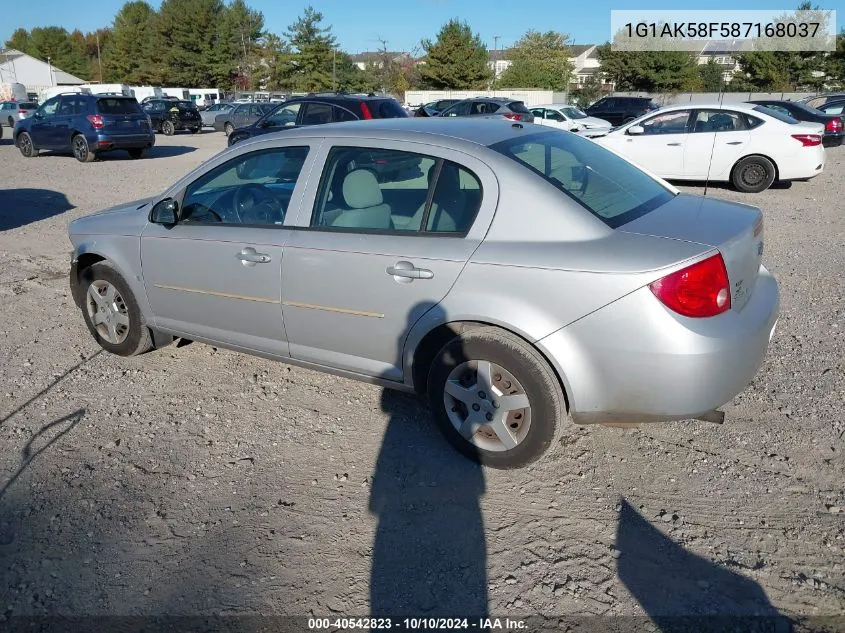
(67, 119, 779, 468)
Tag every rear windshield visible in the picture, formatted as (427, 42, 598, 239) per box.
(491, 130, 674, 229)
(19, 102, 37, 109)
(508, 101, 530, 113)
(176, 101, 198, 110)
(97, 98, 141, 115)
(753, 105, 798, 124)
(368, 99, 408, 119)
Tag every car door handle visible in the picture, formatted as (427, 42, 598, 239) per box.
(726, 141, 744, 145)
(666, 142, 683, 146)
(237, 247, 272, 265)
(386, 261, 434, 280)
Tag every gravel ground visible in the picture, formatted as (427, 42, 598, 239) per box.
(0, 131, 843, 625)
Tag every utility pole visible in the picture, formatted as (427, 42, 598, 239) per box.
(493, 35, 501, 84)
(47, 56, 53, 86)
(96, 32, 103, 82)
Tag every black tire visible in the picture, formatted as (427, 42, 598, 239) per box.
(17, 131, 39, 157)
(189, 127, 199, 134)
(8, 117, 14, 128)
(162, 120, 175, 136)
(127, 148, 145, 159)
(731, 155, 776, 193)
(72, 134, 96, 163)
(427, 326, 565, 469)
(224, 122, 234, 136)
(79, 262, 152, 357)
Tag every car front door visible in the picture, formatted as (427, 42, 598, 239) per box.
(609, 110, 692, 178)
(262, 102, 301, 130)
(682, 109, 751, 180)
(140, 143, 318, 355)
(280, 141, 496, 381)
(441, 101, 471, 118)
(28, 97, 60, 148)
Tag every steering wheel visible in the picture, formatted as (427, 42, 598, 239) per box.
(233, 183, 285, 224)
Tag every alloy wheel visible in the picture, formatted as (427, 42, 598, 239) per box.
(73, 136, 89, 161)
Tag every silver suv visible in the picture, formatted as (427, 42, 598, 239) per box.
(438, 97, 535, 123)
(0, 101, 37, 128)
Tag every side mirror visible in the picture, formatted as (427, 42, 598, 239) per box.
(627, 125, 645, 136)
(33, 111, 44, 120)
(150, 198, 179, 225)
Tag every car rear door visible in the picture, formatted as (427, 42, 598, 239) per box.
(280, 140, 497, 381)
(683, 109, 751, 180)
(140, 142, 319, 354)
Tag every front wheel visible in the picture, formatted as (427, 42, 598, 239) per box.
(17, 131, 39, 157)
(127, 148, 146, 159)
(162, 120, 175, 136)
(72, 134, 96, 163)
(731, 156, 776, 193)
(427, 327, 566, 469)
(79, 262, 152, 356)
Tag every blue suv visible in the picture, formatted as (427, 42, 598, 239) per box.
(14, 92, 155, 162)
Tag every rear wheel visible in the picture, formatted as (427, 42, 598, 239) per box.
(731, 156, 776, 193)
(79, 262, 152, 357)
(189, 127, 199, 134)
(224, 122, 234, 136)
(427, 326, 565, 469)
(72, 134, 96, 163)
(128, 148, 145, 159)
(17, 132, 38, 157)
(162, 120, 175, 136)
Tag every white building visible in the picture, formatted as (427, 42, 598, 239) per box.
(0, 48, 86, 95)
(696, 41, 744, 83)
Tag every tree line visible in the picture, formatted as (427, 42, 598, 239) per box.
(6, 0, 845, 100)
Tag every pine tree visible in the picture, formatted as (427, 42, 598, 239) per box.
(285, 6, 337, 92)
(420, 20, 490, 90)
(103, 1, 160, 84)
(497, 31, 573, 90)
(157, 0, 224, 86)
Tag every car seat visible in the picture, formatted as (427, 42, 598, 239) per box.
(405, 164, 466, 232)
(331, 169, 393, 229)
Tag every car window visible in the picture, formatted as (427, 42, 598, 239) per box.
(692, 110, 747, 133)
(38, 97, 59, 117)
(821, 102, 845, 114)
(491, 130, 674, 229)
(470, 101, 495, 115)
(333, 106, 357, 122)
(301, 102, 333, 125)
(369, 99, 408, 119)
(508, 101, 530, 114)
(640, 110, 691, 135)
(545, 110, 564, 121)
(443, 101, 471, 117)
(531, 108, 544, 118)
(561, 106, 587, 119)
(180, 147, 309, 226)
(97, 98, 141, 115)
(265, 103, 301, 127)
(58, 96, 77, 115)
(752, 105, 798, 124)
(310, 147, 481, 234)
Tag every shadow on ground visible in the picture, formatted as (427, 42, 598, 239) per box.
(0, 188, 75, 231)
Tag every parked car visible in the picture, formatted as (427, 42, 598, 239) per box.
(227, 93, 408, 146)
(14, 92, 154, 162)
(814, 99, 845, 118)
(438, 97, 534, 123)
(584, 96, 660, 126)
(414, 99, 462, 117)
(67, 119, 778, 468)
(799, 92, 845, 109)
(1, 101, 37, 127)
(142, 99, 202, 135)
(592, 104, 825, 193)
(214, 102, 274, 136)
(747, 100, 844, 147)
(200, 102, 233, 127)
(530, 104, 611, 135)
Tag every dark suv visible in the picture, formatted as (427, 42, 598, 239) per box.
(227, 93, 408, 146)
(14, 92, 154, 162)
(141, 99, 202, 135)
(585, 96, 660, 126)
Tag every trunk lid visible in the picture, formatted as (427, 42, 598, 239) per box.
(619, 194, 764, 311)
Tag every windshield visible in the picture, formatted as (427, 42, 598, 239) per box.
(176, 101, 197, 110)
(561, 106, 587, 119)
(753, 105, 798, 124)
(490, 130, 674, 228)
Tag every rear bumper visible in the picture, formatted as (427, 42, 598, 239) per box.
(822, 132, 845, 147)
(95, 133, 155, 150)
(537, 265, 780, 425)
(779, 145, 825, 180)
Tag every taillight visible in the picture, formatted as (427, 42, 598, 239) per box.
(503, 112, 523, 121)
(360, 102, 373, 120)
(825, 118, 842, 132)
(87, 114, 104, 129)
(791, 133, 821, 146)
(649, 253, 731, 318)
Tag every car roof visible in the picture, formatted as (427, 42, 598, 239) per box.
(238, 117, 536, 149)
(652, 103, 761, 114)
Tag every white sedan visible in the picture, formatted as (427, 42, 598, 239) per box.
(591, 103, 825, 192)
(530, 104, 611, 136)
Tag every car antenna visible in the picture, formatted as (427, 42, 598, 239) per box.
(703, 91, 726, 197)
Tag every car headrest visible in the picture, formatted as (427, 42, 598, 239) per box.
(343, 169, 383, 209)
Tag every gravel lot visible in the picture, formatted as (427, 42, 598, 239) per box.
(0, 130, 843, 625)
